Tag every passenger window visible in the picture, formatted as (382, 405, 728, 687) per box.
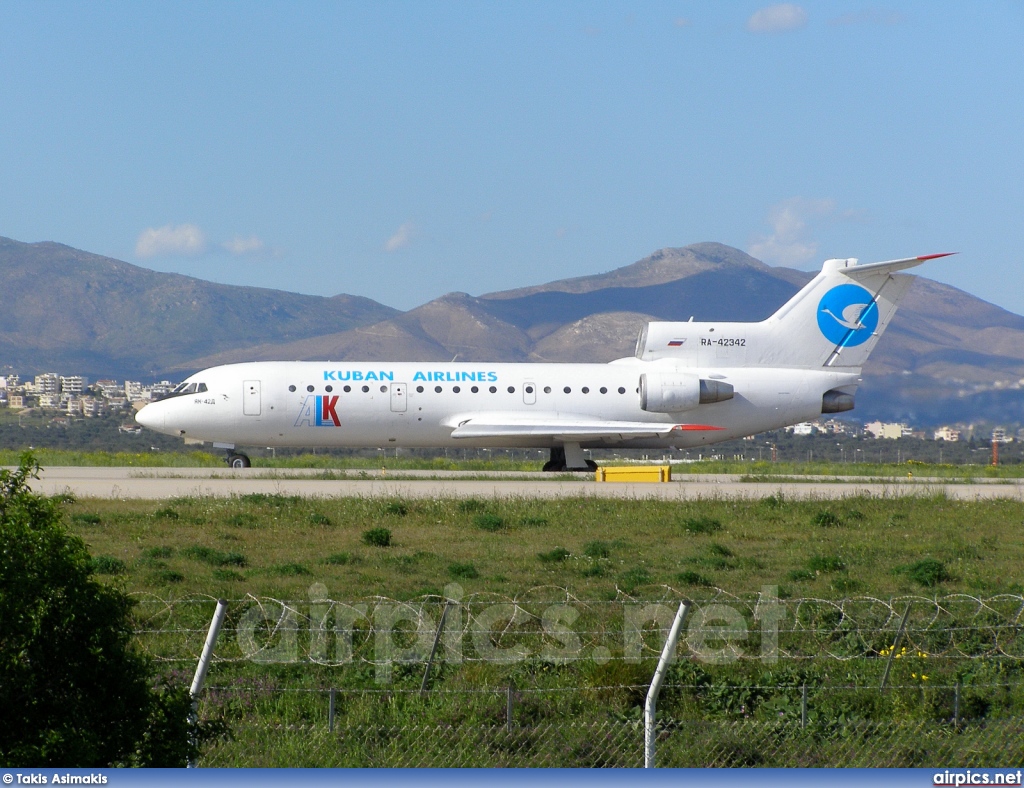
(471, 386, 479, 393)
(507, 386, 515, 394)
(416, 386, 424, 393)
(380, 385, 387, 393)
(600, 387, 607, 394)
(543, 386, 551, 394)
(434, 386, 442, 393)
(325, 385, 333, 393)
(489, 386, 497, 393)
(344, 385, 351, 393)
(288, 385, 296, 392)
(618, 387, 626, 394)
(582, 387, 589, 394)
(453, 386, 461, 393)
(307, 385, 314, 392)
(361, 385, 369, 393)
(563, 386, 571, 394)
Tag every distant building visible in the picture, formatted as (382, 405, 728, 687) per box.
(789, 422, 817, 436)
(992, 427, 1013, 444)
(38, 394, 60, 410)
(35, 373, 60, 397)
(60, 375, 87, 396)
(865, 421, 911, 440)
(8, 395, 25, 409)
(934, 426, 961, 442)
(65, 398, 83, 416)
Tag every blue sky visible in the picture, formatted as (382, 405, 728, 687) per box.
(1, 2, 1021, 314)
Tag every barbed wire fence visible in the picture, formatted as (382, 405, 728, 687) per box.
(131, 589, 1024, 766)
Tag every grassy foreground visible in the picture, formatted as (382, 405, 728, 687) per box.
(63, 492, 1024, 766)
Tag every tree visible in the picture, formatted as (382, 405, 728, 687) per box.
(0, 454, 218, 766)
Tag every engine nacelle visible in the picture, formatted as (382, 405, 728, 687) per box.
(822, 388, 855, 413)
(639, 372, 733, 413)
(640, 372, 700, 413)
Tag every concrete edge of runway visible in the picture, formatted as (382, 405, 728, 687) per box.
(24, 466, 1024, 501)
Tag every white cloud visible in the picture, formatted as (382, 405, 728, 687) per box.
(746, 4, 808, 33)
(383, 222, 415, 253)
(222, 235, 265, 255)
(748, 197, 836, 266)
(135, 224, 207, 258)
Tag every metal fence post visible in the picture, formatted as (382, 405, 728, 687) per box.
(801, 684, 807, 729)
(188, 598, 228, 768)
(880, 603, 912, 691)
(420, 600, 452, 697)
(644, 600, 691, 769)
(329, 688, 336, 733)
(506, 683, 515, 732)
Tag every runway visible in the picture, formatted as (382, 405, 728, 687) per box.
(25, 466, 1024, 501)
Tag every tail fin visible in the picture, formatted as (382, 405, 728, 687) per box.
(634, 254, 952, 369)
(764, 254, 952, 369)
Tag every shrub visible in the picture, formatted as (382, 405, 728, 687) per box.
(90, 555, 127, 575)
(474, 513, 505, 532)
(786, 569, 815, 582)
(538, 547, 570, 563)
(683, 516, 722, 534)
(325, 552, 352, 565)
(520, 516, 548, 526)
(677, 570, 714, 587)
(271, 563, 311, 576)
(448, 562, 479, 579)
(227, 513, 259, 528)
(457, 498, 485, 512)
(0, 454, 222, 765)
(807, 555, 846, 573)
(619, 567, 652, 591)
(152, 569, 185, 584)
(143, 546, 174, 559)
(383, 501, 408, 517)
(584, 541, 611, 559)
(905, 558, 952, 588)
(181, 546, 247, 567)
(363, 527, 392, 547)
(211, 568, 244, 582)
(308, 512, 332, 526)
(814, 510, 842, 527)
(71, 513, 101, 526)
(153, 507, 179, 520)
(708, 543, 734, 558)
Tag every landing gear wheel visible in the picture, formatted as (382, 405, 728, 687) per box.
(585, 459, 598, 472)
(542, 448, 567, 473)
(227, 453, 251, 469)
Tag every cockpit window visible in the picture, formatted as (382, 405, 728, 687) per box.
(162, 381, 204, 400)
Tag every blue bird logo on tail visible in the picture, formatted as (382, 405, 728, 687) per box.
(817, 284, 878, 346)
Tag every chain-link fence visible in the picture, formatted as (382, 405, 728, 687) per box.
(189, 682, 1024, 767)
(198, 717, 1024, 767)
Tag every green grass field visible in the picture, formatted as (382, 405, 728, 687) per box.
(71, 493, 1024, 600)
(60, 490, 1024, 765)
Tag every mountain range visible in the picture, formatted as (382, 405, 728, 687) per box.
(2, 236, 1022, 425)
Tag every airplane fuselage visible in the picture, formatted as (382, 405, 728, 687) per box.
(138, 359, 859, 451)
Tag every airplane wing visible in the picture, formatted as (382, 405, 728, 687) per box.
(447, 415, 723, 442)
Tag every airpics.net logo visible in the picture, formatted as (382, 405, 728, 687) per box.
(817, 283, 878, 346)
(294, 395, 340, 428)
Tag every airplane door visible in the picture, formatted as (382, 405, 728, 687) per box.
(523, 381, 537, 405)
(243, 380, 261, 416)
(390, 382, 407, 413)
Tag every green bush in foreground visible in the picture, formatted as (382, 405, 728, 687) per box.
(0, 454, 223, 766)
(363, 527, 392, 547)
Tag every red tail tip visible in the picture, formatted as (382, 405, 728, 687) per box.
(916, 252, 956, 261)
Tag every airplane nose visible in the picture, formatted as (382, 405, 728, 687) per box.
(135, 403, 164, 431)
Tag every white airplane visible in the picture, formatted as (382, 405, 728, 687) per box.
(136, 254, 951, 470)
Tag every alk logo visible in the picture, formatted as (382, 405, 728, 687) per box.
(816, 284, 878, 347)
(294, 395, 341, 427)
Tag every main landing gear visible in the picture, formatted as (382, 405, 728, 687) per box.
(226, 452, 251, 469)
(541, 445, 598, 473)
